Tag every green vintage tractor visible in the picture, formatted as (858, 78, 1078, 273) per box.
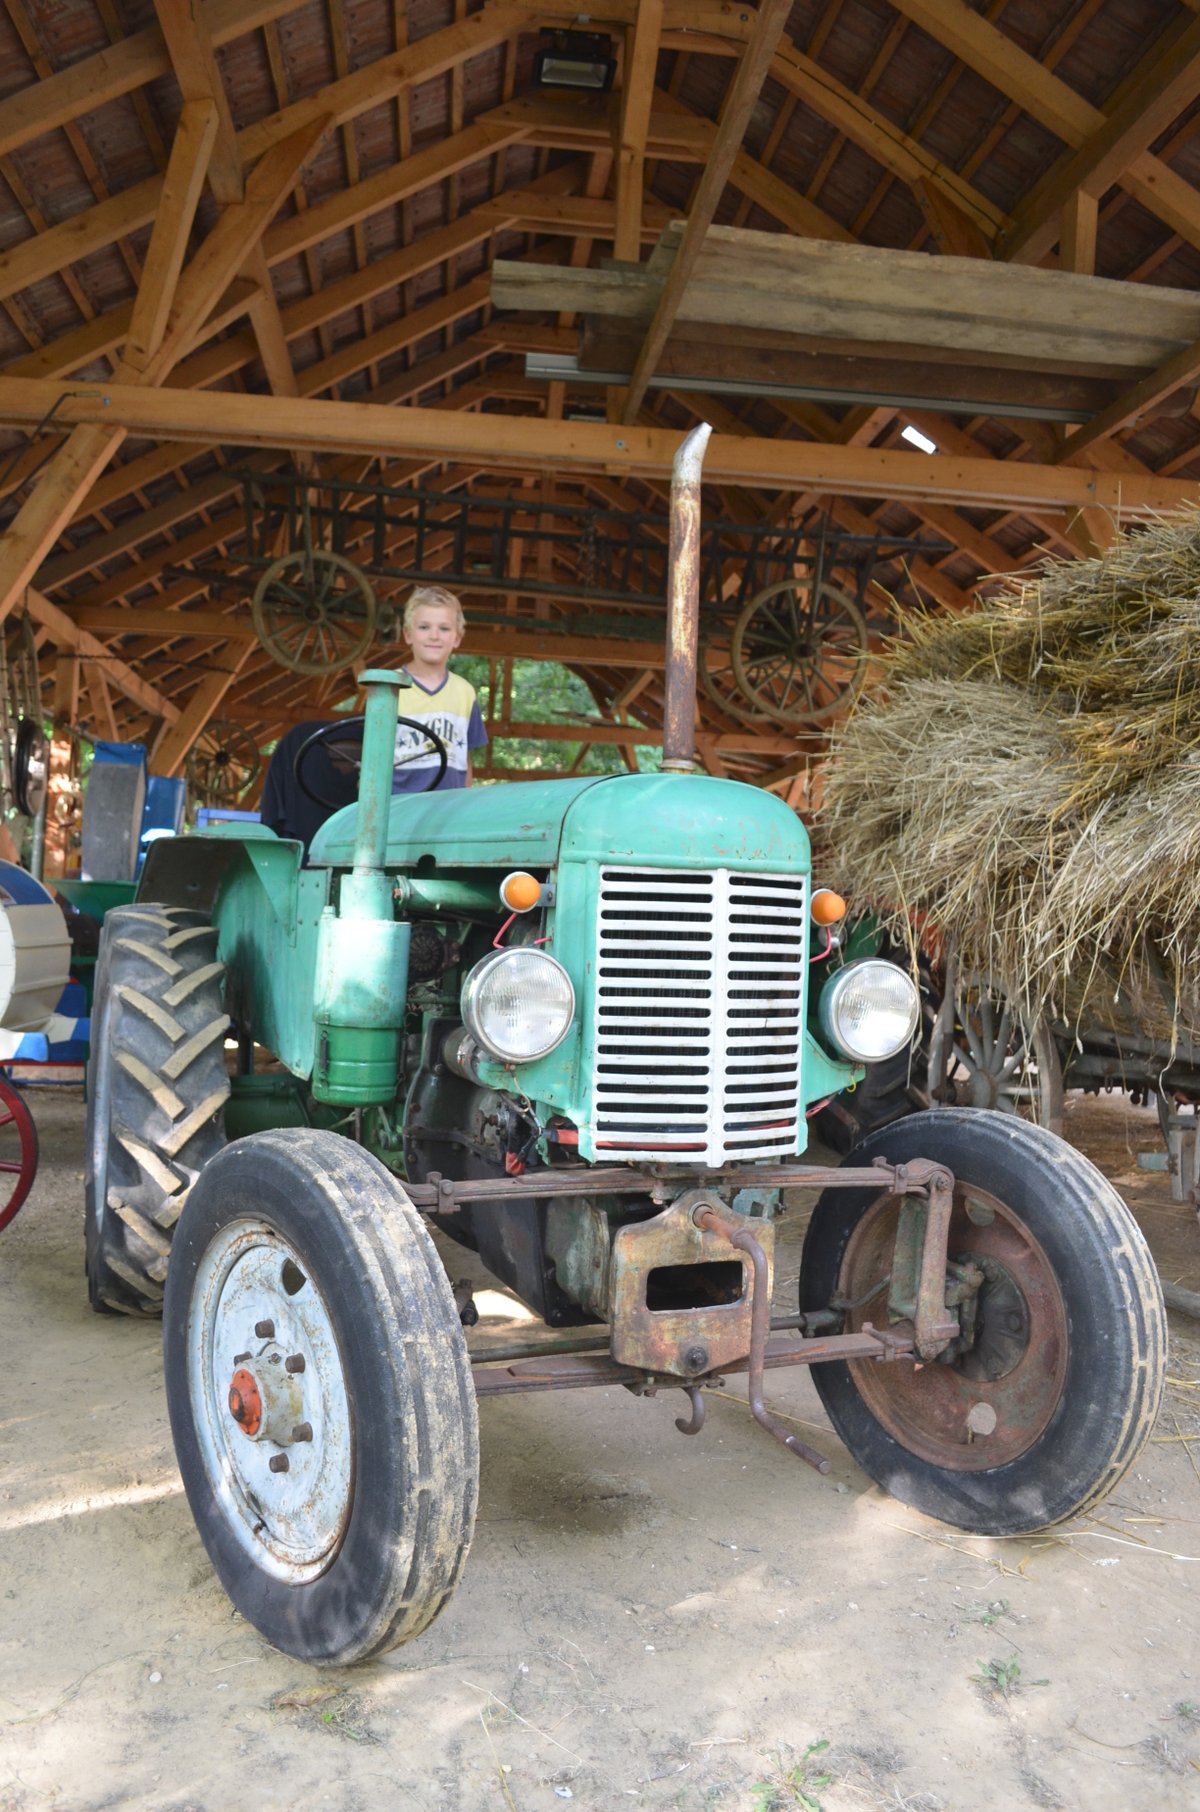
(84, 430, 1165, 1666)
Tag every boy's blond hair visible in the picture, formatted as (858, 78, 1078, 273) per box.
(402, 584, 465, 638)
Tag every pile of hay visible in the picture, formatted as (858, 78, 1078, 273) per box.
(818, 509, 1200, 1041)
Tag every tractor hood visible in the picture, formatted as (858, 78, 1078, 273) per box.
(308, 772, 810, 874)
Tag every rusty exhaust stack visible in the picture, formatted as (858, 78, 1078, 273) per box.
(661, 422, 713, 774)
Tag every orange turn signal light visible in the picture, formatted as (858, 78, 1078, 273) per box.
(811, 888, 847, 926)
(500, 871, 543, 913)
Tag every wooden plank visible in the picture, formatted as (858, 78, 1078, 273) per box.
(1, 375, 1196, 514)
(495, 230, 1200, 368)
(620, 0, 796, 421)
(580, 322, 1122, 418)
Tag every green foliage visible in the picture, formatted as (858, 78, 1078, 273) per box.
(453, 655, 657, 779)
(750, 1741, 833, 1812)
(967, 1599, 1011, 1628)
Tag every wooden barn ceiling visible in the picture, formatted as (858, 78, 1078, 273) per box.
(0, 0, 1199, 793)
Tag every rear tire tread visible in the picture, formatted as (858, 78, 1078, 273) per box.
(86, 905, 229, 1315)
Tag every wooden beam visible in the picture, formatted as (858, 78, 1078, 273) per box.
(495, 231, 1200, 370)
(0, 7, 527, 308)
(1, 376, 1195, 514)
(0, 0, 299, 160)
(1060, 190, 1097, 275)
(122, 100, 220, 376)
(621, 0, 796, 422)
(888, 0, 1200, 259)
(25, 586, 180, 723)
(150, 645, 255, 777)
(999, 13, 1200, 266)
(1056, 336, 1200, 464)
(613, 0, 664, 262)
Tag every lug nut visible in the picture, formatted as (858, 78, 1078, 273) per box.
(255, 1319, 275, 1338)
(268, 1453, 289, 1473)
(284, 1353, 305, 1374)
(292, 1422, 313, 1443)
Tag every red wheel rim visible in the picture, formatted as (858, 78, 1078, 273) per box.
(0, 1074, 38, 1233)
(839, 1181, 1069, 1472)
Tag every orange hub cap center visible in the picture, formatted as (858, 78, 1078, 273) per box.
(228, 1367, 263, 1437)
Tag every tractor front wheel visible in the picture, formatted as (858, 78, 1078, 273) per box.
(163, 1129, 479, 1666)
(799, 1108, 1165, 1535)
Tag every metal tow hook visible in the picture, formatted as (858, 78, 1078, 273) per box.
(674, 1387, 706, 1436)
(695, 1206, 830, 1474)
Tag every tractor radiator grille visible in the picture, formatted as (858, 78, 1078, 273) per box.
(590, 866, 808, 1165)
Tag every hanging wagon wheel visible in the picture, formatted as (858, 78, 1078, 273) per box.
(186, 721, 262, 807)
(730, 579, 869, 727)
(252, 549, 377, 677)
(0, 615, 46, 820)
(0, 1074, 38, 1234)
(699, 629, 782, 727)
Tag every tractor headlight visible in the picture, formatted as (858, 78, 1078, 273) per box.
(461, 948, 576, 1062)
(819, 959, 919, 1064)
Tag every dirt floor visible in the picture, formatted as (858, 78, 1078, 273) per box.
(2, 1088, 1200, 1812)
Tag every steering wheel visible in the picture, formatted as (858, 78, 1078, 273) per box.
(293, 715, 449, 809)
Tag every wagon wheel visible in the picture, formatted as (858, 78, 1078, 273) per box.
(186, 721, 262, 807)
(699, 629, 780, 727)
(252, 549, 377, 677)
(0, 1074, 38, 1234)
(931, 969, 1064, 1136)
(0, 615, 46, 820)
(730, 579, 868, 727)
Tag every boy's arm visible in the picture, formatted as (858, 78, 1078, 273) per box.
(465, 693, 488, 787)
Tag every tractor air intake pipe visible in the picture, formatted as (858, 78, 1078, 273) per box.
(312, 669, 410, 1106)
(661, 422, 713, 774)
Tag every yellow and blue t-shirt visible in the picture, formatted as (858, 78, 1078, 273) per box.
(393, 669, 488, 793)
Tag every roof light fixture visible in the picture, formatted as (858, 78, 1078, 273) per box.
(533, 30, 616, 92)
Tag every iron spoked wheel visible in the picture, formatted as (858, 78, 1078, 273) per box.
(164, 1129, 479, 1665)
(252, 550, 377, 677)
(0, 1074, 37, 1233)
(730, 580, 869, 727)
(186, 722, 262, 808)
(799, 1109, 1165, 1535)
(698, 632, 779, 728)
(942, 974, 1063, 1136)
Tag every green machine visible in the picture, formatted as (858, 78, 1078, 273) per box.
(85, 428, 1166, 1667)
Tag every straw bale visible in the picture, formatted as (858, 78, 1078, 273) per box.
(818, 508, 1200, 1045)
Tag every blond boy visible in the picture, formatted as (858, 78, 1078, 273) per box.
(392, 585, 487, 793)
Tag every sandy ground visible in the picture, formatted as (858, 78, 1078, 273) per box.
(2, 1088, 1200, 1812)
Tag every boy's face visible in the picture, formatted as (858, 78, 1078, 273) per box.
(406, 603, 463, 667)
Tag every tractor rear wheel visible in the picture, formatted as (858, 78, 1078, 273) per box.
(163, 1129, 479, 1665)
(85, 904, 229, 1315)
(799, 1109, 1165, 1535)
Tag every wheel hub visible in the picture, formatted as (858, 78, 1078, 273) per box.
(189, 1223, 354, 1580)
(226, 1350, 304, 1443)
(839, 1181, 1068, 1472)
